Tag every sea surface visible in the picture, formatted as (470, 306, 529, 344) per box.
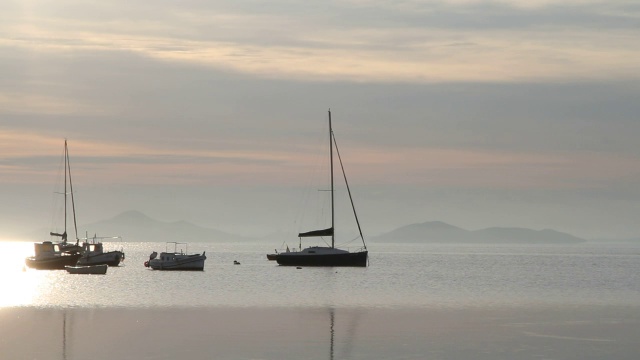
(1, 241, 639, 359)
(2, 241, 639, 309)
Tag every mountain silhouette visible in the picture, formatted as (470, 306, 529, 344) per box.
(80, 210, 250, 243)
(372, 221, 585, 244)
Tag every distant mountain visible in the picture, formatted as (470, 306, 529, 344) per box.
(21, 212, 588, 244)
(372, 221, 585, 244)
(79, 210, 251, 243)
(378, 221, 469, 242)
(473, 227, 584, 244)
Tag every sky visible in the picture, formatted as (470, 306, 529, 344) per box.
(1, 0, 640, 240)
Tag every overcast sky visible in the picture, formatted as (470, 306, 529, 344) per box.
(2, 0, 640, 240)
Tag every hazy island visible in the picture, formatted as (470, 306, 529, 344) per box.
(22, 212, 594, 244)
(370, 221, 586, 244)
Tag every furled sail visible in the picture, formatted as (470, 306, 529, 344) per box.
(50, 231, 67, 241)
(298, 227, 334, 238)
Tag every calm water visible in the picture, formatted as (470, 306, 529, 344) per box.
(2, 241, 639, 309)
(3, 241, 640, 360)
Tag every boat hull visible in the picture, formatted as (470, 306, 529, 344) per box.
(65, 264, 108, 274)
(25, 253, 82, 270)
(276, 251, 368, 267)
(77, 251, 124, 267)
(148, 255, 206, 271)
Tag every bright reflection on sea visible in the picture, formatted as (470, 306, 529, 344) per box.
(1, 240, 640, 309)
(0, 242, 40, 307)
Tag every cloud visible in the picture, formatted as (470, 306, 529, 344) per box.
(1, 1, 639, 83)
(0, 127, 315, 185)
(1, 0, 640, 238)
(0, 92, 105, 116)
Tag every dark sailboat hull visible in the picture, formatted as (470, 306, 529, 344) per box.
(25, 253, 82, 270)
(276, 251, 368, 267)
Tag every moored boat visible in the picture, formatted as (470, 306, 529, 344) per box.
(271, 111, 368, 267)
(65, 264, 108, 274)
(77, 235, 125, 266)
(144, 242, 206, 271)
(275, 246, 368, 267)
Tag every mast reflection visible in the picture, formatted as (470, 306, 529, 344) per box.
(329, 308, 334, 360)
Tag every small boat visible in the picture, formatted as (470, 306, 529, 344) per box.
(144, 242, 206, 271)
(25, 140, 84, 270)
(266, 244, 288, 260)
(271, 111, 368, 267)
(65, 264, 108, 275)
(77, 234, 125, 267)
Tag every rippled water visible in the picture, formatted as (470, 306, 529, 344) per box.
(2, 241, 639, 309)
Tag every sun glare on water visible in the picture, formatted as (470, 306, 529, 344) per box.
(0, 241, 45, 308)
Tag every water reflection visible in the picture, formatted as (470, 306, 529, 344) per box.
(326, 307, 364, 360)
(62, 311, 67, 360)
(0, 242, 41, 307)
(3, 240, 640, 309)
(329, 308, 334, 360)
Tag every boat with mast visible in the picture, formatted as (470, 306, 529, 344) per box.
(25, 140, 83, 270)
(272, 110, 368, 267)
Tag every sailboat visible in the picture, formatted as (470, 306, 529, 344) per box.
(25, 140, 83, 270)
(273, 111, 368, 267)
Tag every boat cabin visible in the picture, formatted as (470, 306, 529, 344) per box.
(83, 242, 104, 253)
(299, 246, 349, 255)
(159, 252, 180, 261)
(34, 241, 60, 259)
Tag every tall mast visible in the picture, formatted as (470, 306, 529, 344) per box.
(64, 140, 68, 241)
(67, 140, 78, 242)
(329, 110, 335, 249)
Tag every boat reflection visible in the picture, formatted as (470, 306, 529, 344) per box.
(326, 307, 362, 360)
(62, 311, 67, 360)
(329, 308, 335, 360)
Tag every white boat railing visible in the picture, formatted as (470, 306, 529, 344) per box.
(165, 242, 188, 254)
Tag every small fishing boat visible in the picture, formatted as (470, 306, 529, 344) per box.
(77, 234, 125, 267)
(266, 244, 290, 260)
(144, 242, 206, 271)
(65, 264, 108, 275)
(267, 243, 291, 261)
